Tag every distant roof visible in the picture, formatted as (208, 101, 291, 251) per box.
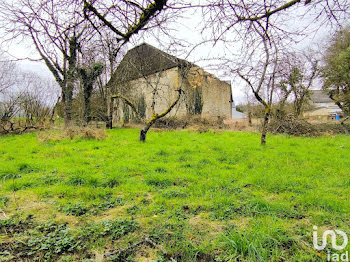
(108, 43, 191, 85)
(310, 90, 333, 103)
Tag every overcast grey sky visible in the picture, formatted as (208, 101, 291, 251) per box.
(1, 2, 341, 104)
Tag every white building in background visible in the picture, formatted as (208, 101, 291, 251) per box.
(304, 90, 342, 121)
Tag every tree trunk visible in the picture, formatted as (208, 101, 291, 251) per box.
(80, 64, 104, 127)
(261, 107, 270, 145)
(64, 97, 72, 127)
(139, 124, 151, 142)
(294, 99, 302, 117)
(139, 129, 147, 142)
(50, 96, 60, 124)
(340, 116, 349, 135)
(84, 96, 91, 126)
(248, 112, 252, 126)
(106, 96, 113, 129)
(83, 84, 93, 126)
(63, 83, 73, 128)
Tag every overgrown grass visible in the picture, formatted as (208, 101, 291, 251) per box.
(0, 129, 350, 261)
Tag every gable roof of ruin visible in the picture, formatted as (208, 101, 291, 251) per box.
(108, 43, 191, 85)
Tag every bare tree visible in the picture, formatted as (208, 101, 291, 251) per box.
(0, 70, 59, 134)
(237, 48, 318, 144)
(230, 18, 280, 145)
(242, 88, 255, 126)
(196, 0, 350, 144)
(19, 71, 60, 123)
(277, 52, 318, 117)
(0, 51, 18, 94)
(0, 0, 95, 127)
(88, 33, 127, 126)
(202, 0, 349, 30)
(83, 0, 172, 129)
(78, 63, 104, 125)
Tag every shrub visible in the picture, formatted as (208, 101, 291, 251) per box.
(37, 127, 108, 142)
(77, 128, 108, 140)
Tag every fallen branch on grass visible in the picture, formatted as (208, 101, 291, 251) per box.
(104, 237, 177, 261)
(0, 120, 38, 135)
(0, 208, 8, 220)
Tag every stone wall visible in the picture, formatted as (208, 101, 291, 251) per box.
(189, 67, 232, 119)
(113, 66, 232, 123)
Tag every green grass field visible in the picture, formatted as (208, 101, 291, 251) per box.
(0, 129, 350, 261)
